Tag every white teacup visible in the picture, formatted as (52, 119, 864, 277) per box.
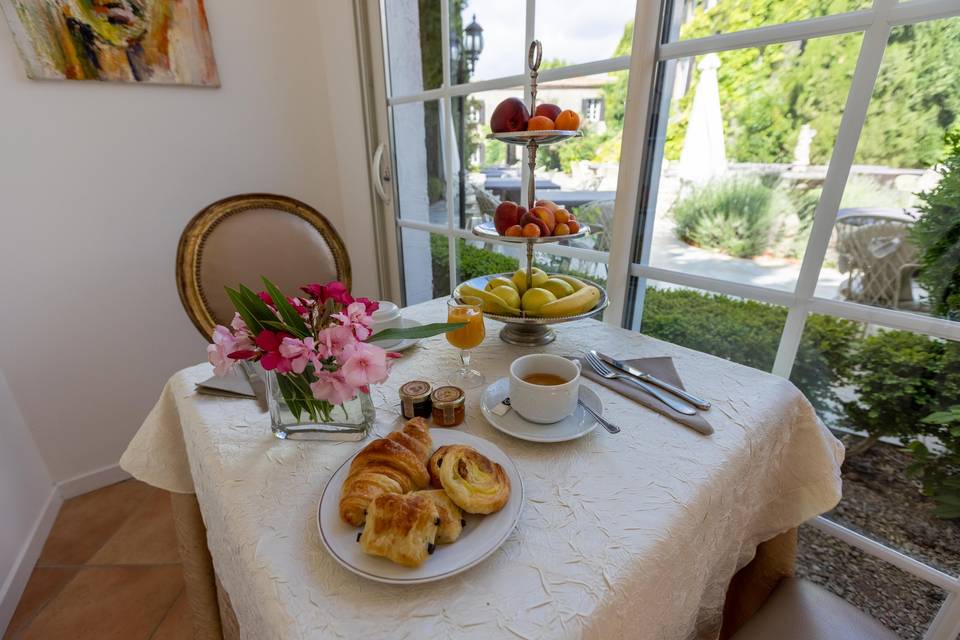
(371, 301, 402, 335)
(509, 354, 581, 424)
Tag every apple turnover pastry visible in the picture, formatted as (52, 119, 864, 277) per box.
(359, 493, 439, 567)
(437, 445, 511, 514)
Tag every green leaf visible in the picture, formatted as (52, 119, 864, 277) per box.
(225, 287, 261, 334)
(261, 277, 310, 338)
(934, 502, 960, 519)
(368, 321, 467, 344)
(236, 284, 281, 329)
(920, 411, 959, 425)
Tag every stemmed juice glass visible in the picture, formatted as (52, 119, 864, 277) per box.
(447, 296, 486, 389)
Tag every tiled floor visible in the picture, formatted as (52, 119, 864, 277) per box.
(4, 480, 193, 640)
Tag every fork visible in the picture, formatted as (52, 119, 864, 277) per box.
(585, 351, 697, 416)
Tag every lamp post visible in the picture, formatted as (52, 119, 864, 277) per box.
(454, 14, 483, 229)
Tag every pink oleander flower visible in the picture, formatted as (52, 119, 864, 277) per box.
(256, 330, 293, 373)
(309, 370, 356, 405)
(257, 291, 274, 307)
(230, 313, 248, 334)
(340, 341, 389, 388)
(334, 301, 373, 340)
(278, 336, 318, 374)
(356, 297, 379, 315)
(287, 296, 309, 315)
(207, 325, 243, 376)
(302, 281, 353, 306)
(316, 324, 356, 359)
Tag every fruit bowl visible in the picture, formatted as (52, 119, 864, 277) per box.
(455, 272, 609, 346)
(472, 221, 591, 244)
(487, 130, 583, 146)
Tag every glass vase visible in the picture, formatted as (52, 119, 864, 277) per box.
(265, 370, 374, 441)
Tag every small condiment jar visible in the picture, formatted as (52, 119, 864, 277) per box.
(399, 380, 433, 419)
(431, 386, 465, 427)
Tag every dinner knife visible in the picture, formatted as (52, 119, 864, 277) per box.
(240, 361, 270, 412)
(597, 352, 711, 410)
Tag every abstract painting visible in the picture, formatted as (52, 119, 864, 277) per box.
(1, 0, 219, 85)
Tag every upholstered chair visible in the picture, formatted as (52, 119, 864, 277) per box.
(176, 194, 351, 339)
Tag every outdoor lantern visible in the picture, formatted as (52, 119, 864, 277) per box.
(463, 14, 484, 75)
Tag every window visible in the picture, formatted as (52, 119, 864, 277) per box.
(374, 1, 960, 635)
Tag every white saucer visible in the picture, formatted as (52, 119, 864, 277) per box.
(369, 317, 422, 352)
(480, 377, 602, 443)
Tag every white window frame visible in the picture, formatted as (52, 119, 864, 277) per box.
(371, 1, 960, 636)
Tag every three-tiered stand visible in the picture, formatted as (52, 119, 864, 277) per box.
(465, 40, 608, 346)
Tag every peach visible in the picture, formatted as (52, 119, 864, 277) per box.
(530, 206, 556, 233)
(522, 222, 541, 238)
(554, 222, 571, 236)
(534, 199, 559, 213)
(527, 115, 555, 131)
(567, 219, 580, 233)
(555, 110, 580, 131)
(490, 98, 530, 133)
(520, 211, 550, 237)
(534, 103, 562, 121)
(494, 200, 522, 235)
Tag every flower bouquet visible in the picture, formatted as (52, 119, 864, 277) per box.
(206, 277, 464, 440)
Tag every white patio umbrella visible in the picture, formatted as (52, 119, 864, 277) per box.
(677, 53, 727, 184)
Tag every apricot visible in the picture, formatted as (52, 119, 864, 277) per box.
(555, 110, 580, 131)
(505, 224, 523, 237)
(554, 209, 571, 224)
(522, 222, 542, 238)
(554, 222, 571, 236)
(567, 219, 580, 233)
(527, 115, 555, 131)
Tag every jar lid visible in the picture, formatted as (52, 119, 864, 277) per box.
(431, 385, 465, 408)
(399, 380, 432, 402)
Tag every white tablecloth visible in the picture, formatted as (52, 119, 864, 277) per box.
(121, 298, 843, 640)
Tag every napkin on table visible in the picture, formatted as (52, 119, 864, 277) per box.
(576, 356, 713, 435)
(195, 368, 255, 399)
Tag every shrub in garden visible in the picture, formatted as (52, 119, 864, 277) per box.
(429, 236, 518, 298)
(671, 177, 778, 258)
(910, 130, 960, 320)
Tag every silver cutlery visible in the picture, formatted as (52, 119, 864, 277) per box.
(503, 397, 619, 434)
(585, 351, 697, 416)
(597, 352, 711, 410)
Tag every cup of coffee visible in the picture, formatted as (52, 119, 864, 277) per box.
(371, 301, 402, 335)
(508, 353, 581, 424)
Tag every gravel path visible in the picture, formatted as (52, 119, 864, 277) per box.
(796, 437, 960, 639)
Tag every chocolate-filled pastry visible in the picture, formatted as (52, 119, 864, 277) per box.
(427, 445, 450, 489)
(338, 419, 432, 526)
(359, 493, 439, 567)
(437, 445, 511, 515)
(414, 489, 464, 544)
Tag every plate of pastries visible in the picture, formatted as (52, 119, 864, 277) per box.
(318, 417, 524, 584)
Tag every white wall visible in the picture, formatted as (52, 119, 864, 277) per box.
(0, 0, 375, 484)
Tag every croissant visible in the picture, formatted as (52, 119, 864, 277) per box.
(359, 493, 439, 567)
(437, 445, 511, 515)
(414, 489, 464, 544)
(339, 418, 432, 526)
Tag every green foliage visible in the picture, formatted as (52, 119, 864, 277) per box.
(670, 1, 960, 168)
(427, 176, 446, 204)
(539, 58, 569, 70)
(909, 403, 960, 519)
(601, 21, 633, 133)
(671, 177, 778, 258)
(538, 125, 612, 173)
(429, 236, 519, 297)
(910, 131, 960, 319)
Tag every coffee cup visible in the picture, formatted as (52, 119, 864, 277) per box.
(508, 353, 581, 424)
(371, 301, 402, 336)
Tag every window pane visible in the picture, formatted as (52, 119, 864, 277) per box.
(638, 281, 784, 370)
(392, 100, 447, 225)
(671, 0, 872, 42)
(535, 0, 634, 67)
(646, 34, 861, 292)
(452, 0, 524, 84)
(789, 315, 960, 580)
(452, 88, 523, 230)
(815, 17, 960, 321)
(403, 231, 450, 304)
(384, 0, 442, 97)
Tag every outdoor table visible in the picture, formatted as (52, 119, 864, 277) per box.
(549, 190, 616, 210)
(484, 176, 560, 202)
(120, 298, 843, 640)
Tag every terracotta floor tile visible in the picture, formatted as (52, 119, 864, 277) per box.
(149, 589, 193, 640)
(17, 565, 183, 640)
(37, 480, 155, 566)
(89, 488, 179, 565)
(2, 567, 78, 639)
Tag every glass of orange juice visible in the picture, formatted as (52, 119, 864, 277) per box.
(447, 296, 486, 388)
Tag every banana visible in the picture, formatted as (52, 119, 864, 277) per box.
(535, 285, 600, 317)
(455, 284, 522, 316)
(550, 274, 588, 292)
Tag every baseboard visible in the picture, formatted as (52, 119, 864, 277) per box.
(0, 488, 62, 634)
(56, 463, 131, 500)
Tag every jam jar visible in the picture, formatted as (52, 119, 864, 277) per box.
(431, 386, 465, 427)
(399, 380, 432, 419)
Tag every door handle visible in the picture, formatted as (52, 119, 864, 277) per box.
(371, 142, 391, 202)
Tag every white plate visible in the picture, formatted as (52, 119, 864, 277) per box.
(317, 430, 524, 584)
(480, 377, 601, 443)
(369, 317, 422, 352)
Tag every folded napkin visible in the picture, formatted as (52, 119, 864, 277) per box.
(576, 356, 713, 435)
(196, 369, 255, 399)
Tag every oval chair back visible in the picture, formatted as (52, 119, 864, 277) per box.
(176, 194, 351, 340)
